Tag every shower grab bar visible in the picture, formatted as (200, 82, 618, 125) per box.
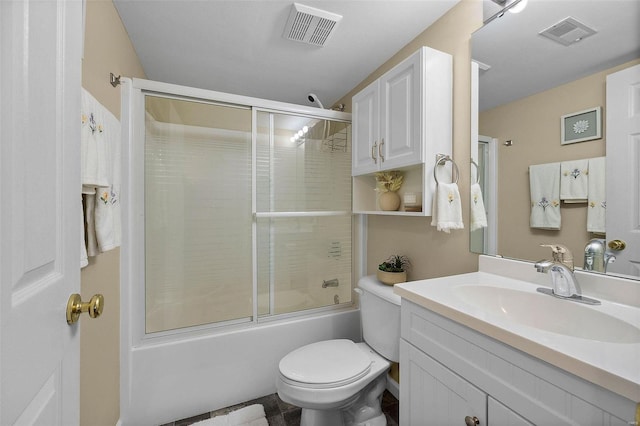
(254, 211, 350, 218)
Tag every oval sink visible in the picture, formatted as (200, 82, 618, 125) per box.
(453, 285, 640, 343)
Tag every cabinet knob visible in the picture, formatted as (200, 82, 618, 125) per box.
(464, 416, 480, 426)
(379, 138, 385, 162)
(372, 141, 378, 164)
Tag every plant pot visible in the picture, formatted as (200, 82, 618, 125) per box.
(379, 191, 401, 211)
(376, 270, 407, 285)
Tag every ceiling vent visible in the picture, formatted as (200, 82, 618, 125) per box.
(539, 17, 597, 46)
(283, 3, 342, 47)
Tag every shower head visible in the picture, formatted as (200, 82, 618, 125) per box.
(307, 93, 324, 109)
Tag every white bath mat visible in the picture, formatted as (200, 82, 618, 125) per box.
(191, 404, 268, 426)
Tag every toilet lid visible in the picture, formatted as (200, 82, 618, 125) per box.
(279, 339, 371, 387)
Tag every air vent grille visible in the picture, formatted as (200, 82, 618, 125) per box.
(539, 17, 597, 46)
(283, 3, 342, 47)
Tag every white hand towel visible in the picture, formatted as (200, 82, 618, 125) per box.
(587, 156, 606, 233)
(81, 89, 110, 188)
(470, 183, 488, 231)
(431, 182, 464, 233)
(80, 88, 121, 258)
(93, 109, 121, 252)
(529, 163, 561, 229)
(560, 159, 588, 203)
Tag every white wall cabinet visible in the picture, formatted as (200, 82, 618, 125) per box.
(352, 46, 452, 215)
(400, 299, 635, 426)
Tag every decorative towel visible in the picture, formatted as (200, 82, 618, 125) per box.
(81, 88, 122, 267)
(529, 162, 561, 229)
(81, 89, 110, 188)
(93, 108, 121, 252)
(470, 183, 488, 231)
(560, 159, 588, 203)
(431, 182, 464, 233)
(192, 404, 268, 426)
(587, 156, 606, 233)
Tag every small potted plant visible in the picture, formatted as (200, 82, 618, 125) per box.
(377, 254, 411, 285)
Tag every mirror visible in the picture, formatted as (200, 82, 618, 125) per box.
(470, 0, 640, 279)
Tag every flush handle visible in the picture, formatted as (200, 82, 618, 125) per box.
(464, 416, 480, 426)
(608, 239, 626, 251)
(66, 293, 104, 324)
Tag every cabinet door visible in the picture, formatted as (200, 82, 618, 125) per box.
(379, 51, 422, 170)
(352, 80, 379, 176)
(400, 341, 486, 426)
(489, 397, 533, 426)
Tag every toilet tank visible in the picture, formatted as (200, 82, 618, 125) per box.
(357, 275, 402, 362)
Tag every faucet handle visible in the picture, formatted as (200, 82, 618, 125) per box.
(540, 244, 574, 271)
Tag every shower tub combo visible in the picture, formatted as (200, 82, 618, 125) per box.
(120, 78, 359, 425)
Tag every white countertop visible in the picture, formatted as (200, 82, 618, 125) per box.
(394, 264, 640, 403)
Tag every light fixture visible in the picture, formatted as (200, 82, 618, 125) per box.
(508, 0, 528, 13)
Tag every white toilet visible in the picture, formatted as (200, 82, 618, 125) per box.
(276, 275, 401, 426)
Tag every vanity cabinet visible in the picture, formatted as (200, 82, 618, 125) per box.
(352, 46, 452, 215)
(400, 299, 634, 425)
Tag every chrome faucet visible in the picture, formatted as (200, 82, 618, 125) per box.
(584, 239, 616, 273)
(534, 244, 600, 305)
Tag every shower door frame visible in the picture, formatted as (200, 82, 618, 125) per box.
(120, 77, 363, 425)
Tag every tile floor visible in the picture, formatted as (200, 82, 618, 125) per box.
(162, 390, 399, 426)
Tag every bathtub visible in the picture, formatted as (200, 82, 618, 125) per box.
(120, 307, 361, 425)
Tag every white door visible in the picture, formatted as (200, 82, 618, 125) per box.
(1, 0, 82, 424)
(606, 64, 640, 277)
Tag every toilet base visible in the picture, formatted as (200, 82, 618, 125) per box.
(299, 373, 388, 426)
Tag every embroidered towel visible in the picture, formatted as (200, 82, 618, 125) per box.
(470, 183, 488, 231)
(587, 156, 606, 233)
(431, 182, 464, 233)
(529, 162, 561, 229)
(93, 108, 121, 252)
(81, 89, 110, 188)
(80, 88, 122, 264)
(560, 159, 588, 203)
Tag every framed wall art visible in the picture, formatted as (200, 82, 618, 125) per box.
(561, 106, 601, 145)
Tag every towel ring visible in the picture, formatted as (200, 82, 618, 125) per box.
(434, 154, 459, 184)
(470, 159, 480, 184)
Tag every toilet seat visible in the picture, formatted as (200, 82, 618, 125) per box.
(279, 339, 371, 389)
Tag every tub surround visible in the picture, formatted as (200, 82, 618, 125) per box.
(394, 255, 640, 404)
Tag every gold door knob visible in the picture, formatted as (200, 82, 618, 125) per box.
(608, 239, 627, 251)
(66, 293, 104, 324)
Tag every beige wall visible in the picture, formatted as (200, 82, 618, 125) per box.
(81, 1, 145, 424)
(79, 0, 483, 421)
(337, 0, 483, 280)
(480, 58, 640, 266)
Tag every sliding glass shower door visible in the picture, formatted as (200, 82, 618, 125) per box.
(144, 95, 253, 333)
(142, 94, 352, 334)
